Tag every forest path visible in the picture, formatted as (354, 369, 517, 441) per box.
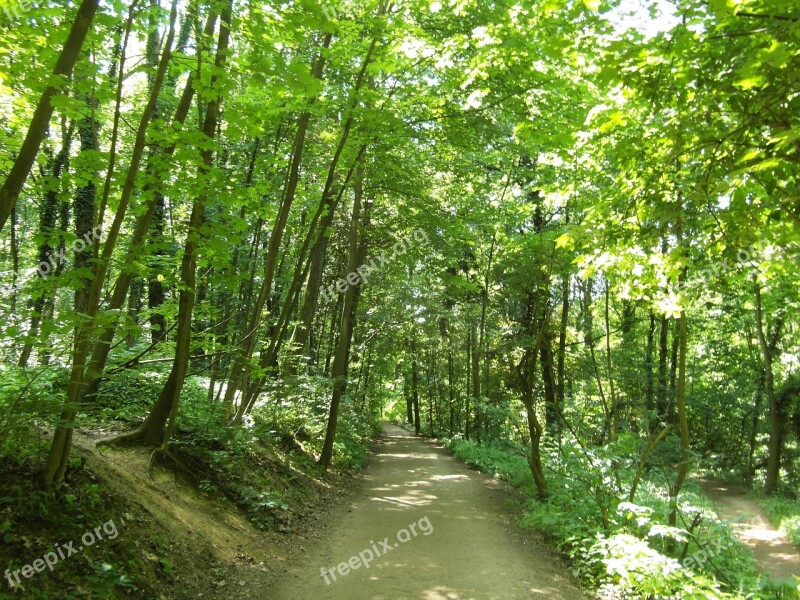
(697, 478, 800, 581)
(268, 423, 586, 600)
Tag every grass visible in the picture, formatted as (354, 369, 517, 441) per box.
(446, 438, 535, 493)
(758, 496, 800, 549)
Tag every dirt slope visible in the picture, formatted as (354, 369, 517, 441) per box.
(268, 423, 586, 600)
(697, 478, 800, 581)
(74, 432, 348, 599)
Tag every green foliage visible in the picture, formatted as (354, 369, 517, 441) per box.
(447, 438, 534, 492)
(0, 365, 69, 450)
(759, 497, 800, 549)
(164, 373, 378, 528)
(591, 533, 732, 600)
(1, 0, 800, 595)
(447, 434, 786, 599)
(0, 442, 146, 597)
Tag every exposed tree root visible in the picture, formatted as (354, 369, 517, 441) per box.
(95, 430, 203, 486)
(149, 446, 202, 486)
(96, 426, 152, 449)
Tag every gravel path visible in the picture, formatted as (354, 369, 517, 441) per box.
(269, 423, 587, 600)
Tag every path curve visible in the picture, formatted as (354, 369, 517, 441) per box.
(697, 478, 800, 581)
(269, 424, 586, 599)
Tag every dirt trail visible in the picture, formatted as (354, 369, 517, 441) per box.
(697, 478, 800, 581)
(269, 424, 586, 600)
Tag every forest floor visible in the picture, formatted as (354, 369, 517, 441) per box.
(69, 424, 585, 599)
(267, 423, 586, 600)
(696, 478, 800, 581)
(73, 430, 356, 599)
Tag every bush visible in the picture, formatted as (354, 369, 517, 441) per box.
(445, 435, 786, 599)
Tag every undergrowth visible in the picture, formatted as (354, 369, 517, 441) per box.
(445, 435, 800, 600)
(0, 363, 380, 598)
(758, 496, 800, 550)
(0, 441, 155, 598)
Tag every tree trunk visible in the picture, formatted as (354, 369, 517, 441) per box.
(668, 208, 690, 529)
(755, 280, 781, 494)
(18, 122, 74, 367)
(465, 328, 471, 440)
(657, 313, 669, 421)
(540, 331, 558, 430)
(0, 0, 100, 233)
(668, 309, 689, 526)
(290, 185, 338, 365)
(222, 34, 335, 414)
(319, 161, 366, 469)
(470, 320, 480, 443)
(645, 311, 656, 422)
(42, 76, 100, 486)
(79, 8, 213, 403)
(412, 337, 421, 435)
(555, 271, 569, 437)
(94, 0, 229, 450)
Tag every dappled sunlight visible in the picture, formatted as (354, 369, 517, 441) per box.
(376, 452, 440, 460)
(266, 426, 586, 599)
(421, 587, 464, 600)
(742, 528, 784, 542)
(370, 494, 438, 508)
(429, 474, 470, 481)
(698, 478, 800, 581)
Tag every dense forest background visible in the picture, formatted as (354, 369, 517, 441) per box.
(1, 0, 799, 597)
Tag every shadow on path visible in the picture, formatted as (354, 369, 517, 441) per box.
(269, 423, 587, 599)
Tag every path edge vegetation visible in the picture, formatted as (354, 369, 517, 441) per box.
(2, 0, 800, 598)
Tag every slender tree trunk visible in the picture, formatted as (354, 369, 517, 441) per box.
(319, 162, 366, 469)
(755, 280, 781, 494)
(222, 34, 335, 414)
(518, 295, 549, 499)
(657, 314, 669, 421)
(668, 208, 689, 528)
(668, 309, 689, 526)
(234, 145, 368, 421)
(746, 369, 765, 484)
(465, 328, 471, 440)
(645, 311, 656, 420)
(448, 346, 455, 435)
(471, 320, 480, 443)
(555, 271, 569, 434)
(604, 282, 618, 439)
(404, 371, 413, 424)
(540, 332, 557, 429)
(18, 123, 74, 367)
(9, 206, 18, 312)
(92, 0, 224, 454)
(411, 337, 421, 435)
(80, 8, 213, 403)
(0, 0, 100, 233)
(426, 352, 435, 436)
(46, 76, 100, 485)
(291, 185, 338, 364)
(126, 279, 142, 348)
(138, 0, 231, 449)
